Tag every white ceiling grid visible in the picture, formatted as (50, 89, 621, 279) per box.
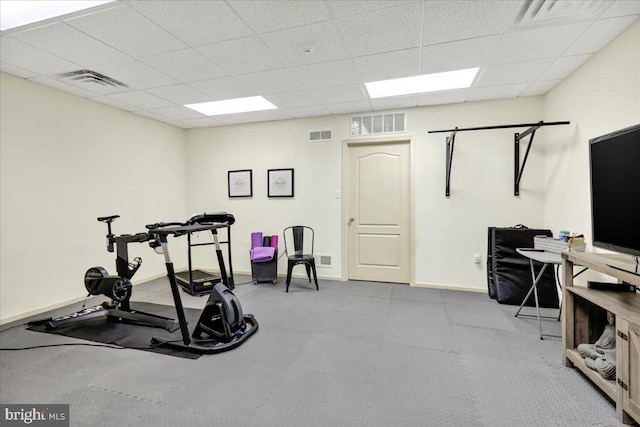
(0, 0, 638, 129)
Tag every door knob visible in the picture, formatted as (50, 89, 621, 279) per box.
(349, 217, 355, 224)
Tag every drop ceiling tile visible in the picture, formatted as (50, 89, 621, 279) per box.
(140, 49, 226, 83)
(600, 1, 640, 18)
(420, 36, 499, 74)
(488, 22, 591, 65)
(328, 1, 416, 18)
(564, 16, 638, 56)
(521, 80, 561, 97)
(182, 116, 226, 128)
(325, 100, 372, 115)
(0, 62, 37, 79)
(417, 89, 470, 106)
(370, 95, 419, 111)
(145, 106, 205, 121)
(422, 1, 518, 45)
(336, 2, 422, 56)
(0, 36, 79, 75)
(190, 77, 257, 100)
(537, 55, 592, 81)
(311, 84, 367, 104)
(133, 110, 192, 128)
(130, 0, 252, 46)
(285, 105, 332, 118)
(476, 59, 554, 87)
(290, 59, 359, 89)
(10, 22, 128, 67)
(264, 90, 321, 109)
(197, 36, 284, 74)
(106, 90, 174, 110)
(228, 0, 331, 34)
(353, 48, 419, 82)
(65, 4, 186, 57)
(238, 69, 305, 94)
(260, 21, 350, 67)
(93, 59, 178, 90)
(30, 76, 98, 98)
(214, 109, 294, 125)
(467, 83, 528, 102)
(88, 95, 138, 112)
(147, 84, 211, 105)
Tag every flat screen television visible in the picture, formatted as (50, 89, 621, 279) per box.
(589, 123, 640, 258)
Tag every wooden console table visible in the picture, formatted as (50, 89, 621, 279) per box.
(562, 251, 640, 424)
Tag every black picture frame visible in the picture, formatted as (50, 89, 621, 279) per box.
(228, 169, 253, 197)
(267, 168, 294, 197)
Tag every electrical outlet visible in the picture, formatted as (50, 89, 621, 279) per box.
(474, 253, 482, 264)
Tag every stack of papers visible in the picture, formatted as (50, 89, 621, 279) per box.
(534, 236, 586, 253)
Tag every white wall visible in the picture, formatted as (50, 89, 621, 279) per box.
(186, 115, 344, 282)
(543, 21, 639, 257)
(0, 73, 187, 322)
(186, 96, 547, 290)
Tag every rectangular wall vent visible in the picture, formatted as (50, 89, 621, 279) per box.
(309, 129, 332, 142)
(351, 112, 405, 136)
(314, 254, 332, 268)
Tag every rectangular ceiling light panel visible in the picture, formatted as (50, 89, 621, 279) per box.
(365, 68, 479, 99)
(0, 1, 116, 31)
(185, 96, 277, 116)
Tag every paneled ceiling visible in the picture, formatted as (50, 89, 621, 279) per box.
(1, 0, 638, 129)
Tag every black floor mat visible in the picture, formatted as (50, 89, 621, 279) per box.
(28, 302, 202, 359)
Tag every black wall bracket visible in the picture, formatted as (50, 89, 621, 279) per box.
(429, 121, 570, 197)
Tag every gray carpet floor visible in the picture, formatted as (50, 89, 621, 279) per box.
(0, 275, 627, 426)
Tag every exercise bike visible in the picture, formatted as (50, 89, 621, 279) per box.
(146, 214, 258, 354)
(47, 215, 179, 331)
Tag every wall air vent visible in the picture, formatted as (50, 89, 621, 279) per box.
(513, 0, 611, 30)
(314, 254, 332, 268)
(59, 70, 128, 88)
(351, 112, 405, 136)
(308, 129, 332, 142)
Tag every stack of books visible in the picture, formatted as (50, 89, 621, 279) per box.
(534, 236, 586, 253)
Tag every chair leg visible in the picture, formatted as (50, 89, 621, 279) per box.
(286, 262, 294, 293)
(310, 261, 319, 291)
(305, 263, 311, 282)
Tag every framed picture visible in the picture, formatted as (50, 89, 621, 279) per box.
(267, 168, 294, 197)
(228, 169, 253, 197)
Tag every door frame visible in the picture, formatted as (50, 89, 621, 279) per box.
(341, 134, 415, 285)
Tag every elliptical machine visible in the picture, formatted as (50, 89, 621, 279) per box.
(47, 215, 179, 331)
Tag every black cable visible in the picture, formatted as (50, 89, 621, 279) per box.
(0, 340, 175, 351)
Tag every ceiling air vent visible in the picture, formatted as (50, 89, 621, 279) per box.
(308, 129, 332, 142)
(513, 0, 611, 29)
(351, 112, 405, 136)
(59, 70, 128, 88)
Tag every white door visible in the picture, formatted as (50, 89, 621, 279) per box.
(347, 141, 410, 283)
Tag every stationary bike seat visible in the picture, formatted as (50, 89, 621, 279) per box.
(97, 215, 120, 223)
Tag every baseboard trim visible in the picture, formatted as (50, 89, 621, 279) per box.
(411, 281, 485, 293)
(1, 272, 173, 326)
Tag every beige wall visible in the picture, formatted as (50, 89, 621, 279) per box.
(543, 20, 639, 254)
(0, 73, 187, 322)
(186, 96, 547, 290)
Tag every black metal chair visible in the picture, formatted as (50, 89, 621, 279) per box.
(283, 226, 318, 292)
